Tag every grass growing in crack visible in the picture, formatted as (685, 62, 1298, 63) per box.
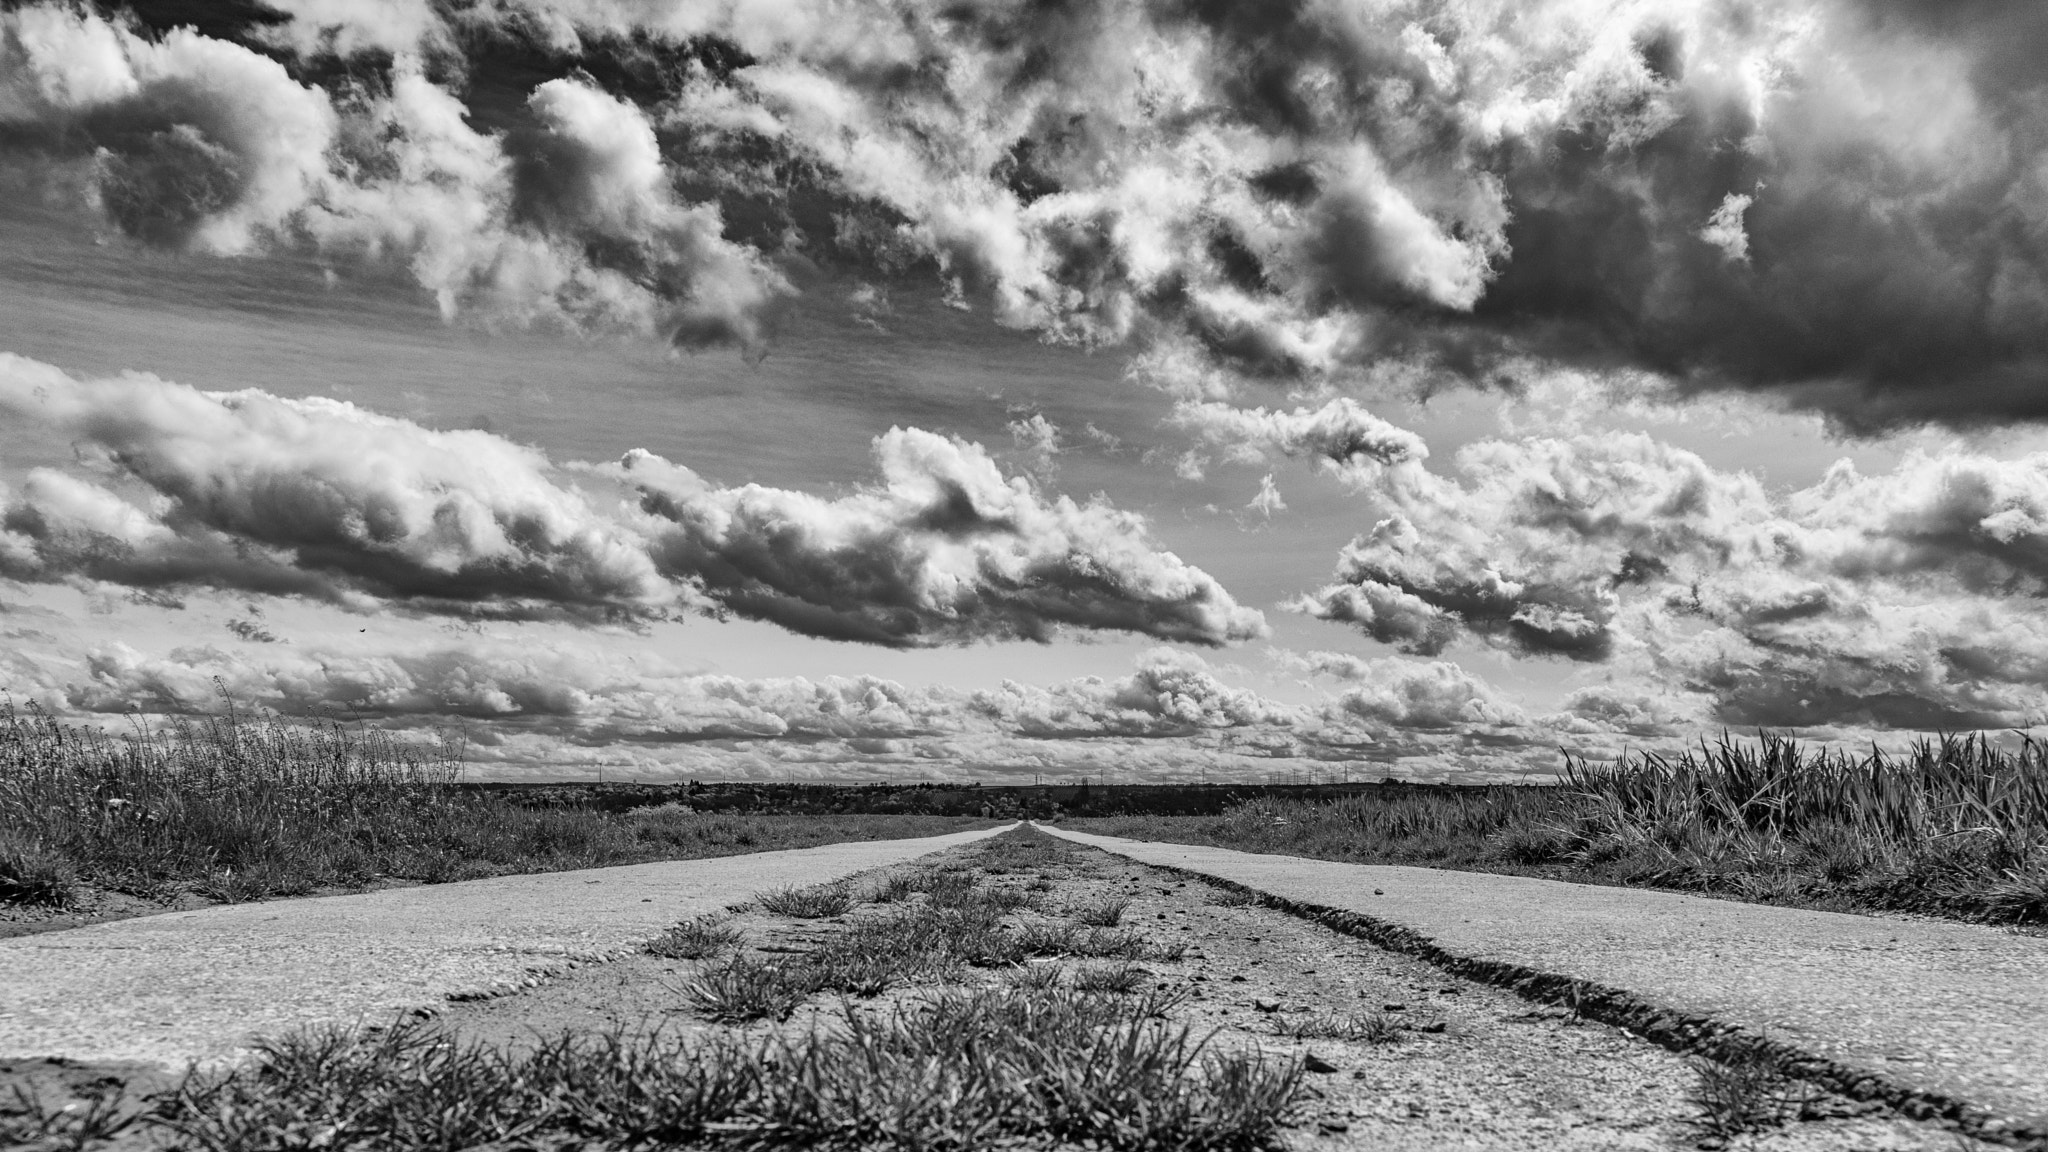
(1688, 1051, 1810, 1139)
(757, 882, 855, 919)
(1078, 731, 2048, 925)
(1273, 1012, 1404, 1044)
(1072, 963, 1149, 993)
(646, 914, 744, 960)
(0, 700, 995, 909)
(681, 954, 811, 1023)
(1066, 896, 1130, 927)
(145, 992, 1301, 1152)
(1009, 962, 1064, 990)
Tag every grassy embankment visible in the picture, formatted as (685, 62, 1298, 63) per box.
(1075, 733, 2048, 924)
(0, 702, 994, 909)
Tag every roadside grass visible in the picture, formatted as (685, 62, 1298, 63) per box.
(1076, 732, 2048, 925)
(136, 991, 1299, 1152)
(0, 701, 994, 909)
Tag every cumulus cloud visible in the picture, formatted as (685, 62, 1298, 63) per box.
(0, 353, 677, 618)
(1297, 425, 2048, 730)
(13, 636, 1609, 780)
(21, 1, 2048, 417)
(0, 5, 787, 350)
(614, 427, 1267, 647)
(476, 0, 2048, 423)
(0, 353, 1258, 647)
(1173, 397, 1428, 484)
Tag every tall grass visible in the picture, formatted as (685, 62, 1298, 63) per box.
(0, 701, 993, 907)
(1082, 733, 2048, 924)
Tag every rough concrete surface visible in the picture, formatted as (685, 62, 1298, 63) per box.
(1043, 826, 2048, 1135)
(0, 825, 1011, 1069)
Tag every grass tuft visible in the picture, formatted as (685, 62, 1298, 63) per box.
(0, 831, 79, 907)
(756, 883, 855, 919)
(1688, 1051, 1809, 1138)
(646, 914, 744, 960)
(1072, 963, 1149, 993)
(1066, 896, 1131, 927)
(680, 955, 809, 1023)
(1273, 1012, 1404, 1044)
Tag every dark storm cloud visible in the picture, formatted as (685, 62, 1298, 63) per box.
(0, 5, 788, 351)
(16, 1, 2048, 421)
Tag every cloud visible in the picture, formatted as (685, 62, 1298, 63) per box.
(614, 427, 1268, 647)
(16, 636, 1600, 781)
(0, 353, 1258, 647)
(0, 6, 788, 351)
(1172, 397, 1428, 484)
(0, 353, 677, 619)
(1297, 423, 2048, 730)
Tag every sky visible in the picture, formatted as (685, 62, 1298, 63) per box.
(4, 0, 2048, 784)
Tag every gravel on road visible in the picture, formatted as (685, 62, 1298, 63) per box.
(0, 824, 1013, 1070)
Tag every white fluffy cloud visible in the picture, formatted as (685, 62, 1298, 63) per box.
(1298, 426, 2048, 730)
(615, 427, 1267, 646)
(0, 353, 1259, 647)
(1173, 397, 1428, 486)
(9, 637, 1638, 780)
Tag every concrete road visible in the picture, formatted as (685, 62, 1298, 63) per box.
(1044, 826, 2048, 1141)
(0, 826, 1011, 1069)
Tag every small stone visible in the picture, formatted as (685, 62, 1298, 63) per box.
(1230, 975, 1248, 983)
(1373, 888, 1385, 896)
(1303, 1053, 1340, 1074)
(1415, 1020, 1448, 1034)
(1318, 1119, 1350, 1133)
(1382, 1003, 1408, 1012)
(1254, 998, 1282, 1012)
